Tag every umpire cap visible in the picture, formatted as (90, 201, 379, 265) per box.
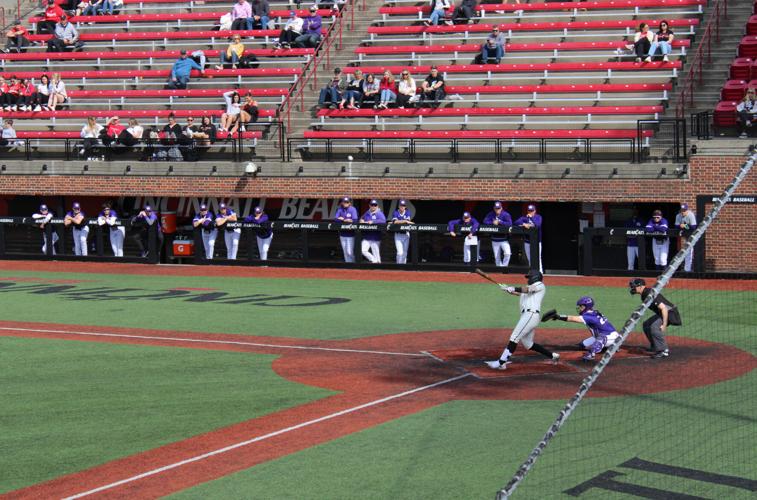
(629, 278, 646, 295)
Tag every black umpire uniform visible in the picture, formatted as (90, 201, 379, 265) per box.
(630, 278, 682, 358)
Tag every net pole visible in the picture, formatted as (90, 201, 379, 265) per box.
(495, 153, 756, 500)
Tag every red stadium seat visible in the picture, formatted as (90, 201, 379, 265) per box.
(713, 101, 738, 127)
(341, 61, 681, 75)
(442, 83, 672, 94)
(739, 36, 757, 59)
(316, 105, 663, 118)
(303, 129, 650, 140)
(0, 67, 301, 79)
(748, 15, 757, 36)
(65, 88, 288, 99)
(0, 109, 276, 119)
(28, 9, 334, 24)
(721, 80, 747, 101)
(377, 0, 705, 15)
(729, 58, 753, 80)
(16, 130, 262, 139)
(0, 48, 314, 61)
(25, 29, 326, 43)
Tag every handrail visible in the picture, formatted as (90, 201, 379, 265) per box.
(278, 0, 360, 134)
(675, 0, 727, 118)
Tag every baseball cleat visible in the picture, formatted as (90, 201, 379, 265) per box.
(581, 352, 595, 361)
(651, 349, 670, 359)
(551, 353, 560, 363)
(485, 359, 511, 370)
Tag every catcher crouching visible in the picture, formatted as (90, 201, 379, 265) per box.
(542, 296, 620, 361)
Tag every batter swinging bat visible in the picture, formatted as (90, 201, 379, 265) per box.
(474, 268, 500, 286)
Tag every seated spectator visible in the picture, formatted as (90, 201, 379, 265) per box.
(737, 88, 757, 139)
(76, 0, 96, 16)
(631, 22, 653, 62)
(216, 34, 245, 69)
(220, 90, 243, 135)
(2, 76, 21, 111)
(38, 0, 65, 35)
(318, 67, 345, 108)
(480, 26, 505, 64)
(377, 70, 397, 109)
(79, 116, 103, 159)
(359, 73, 380, 108)
(100, 116, 125, 147)
(1, 119, 24, 152)
(158, 113, 184, 160)
(420, 66, 445, 107)
(424, 0, 451, 26)
(32, 74, 51, 111)
(189, 115, 214, 149)
(17, 78, 35, 111)
(338, 69, 363, 109)
(120, 117, 143, 147)
(241, 92, 259, 124)
(167, 50, 205, 89)
(48, 73, 68, 110)
(250, 0, 270, 29)
(3, 20, 30, 53)
(294, 6, 322, 48)
(0, 76, 6, 110)
(274, 10, 304, 49)
(96, 0, 116, 16)
(396, 70, 417, 108)
(647, 20, 674, 63)
(231, 0, 252, 30)
(452, 0, 477, 24)
(47, 16, 83, 53)
(196, 116, 217, 152)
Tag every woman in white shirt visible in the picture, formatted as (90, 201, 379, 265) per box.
(80, 116, 103, 159)
(48, 73, 67, 110)
(220, 90, 242, 136)
(396, 71, 416, 108)
(631, 23, 654, 63)
(424, 0, 450, 26)
(33, 74, 51, 111)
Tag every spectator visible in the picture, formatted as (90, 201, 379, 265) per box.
(157, 113, 184, 160)
(48, 73, 67, 110)
(2, 76, 21, 111)
(76, 0, 96, 16)
(359, 73, 380, 108)
(17, 78, 35, 111)
(79, 116, 103, 159)
(248, 206, 272, 261)
(241, 92, 259, 124)
(98, 203, 125, 257)
(220, 90, 243, 135)
(377, 70, 397, 109)
(250, 0, 270, 29)
(38, 0, 65, 35)
(64, 202, 89, 256)
(3, 20, 30, 53)
(452, 0, 477, 24)
(447, 211, 479, 263)
(197, 115, 217, 148)
(47, 16, 82, 53)
(396, 70, 416, 108)
(122, 117, 143, 146)
(32, 204, 59, 255)
(100, 115, 125, 147)
(1, 119, 24, 152)
(167, 50, 205, 89)
(32, 74, 51, 111)
(318, 67, 345, 108)
(480, 26, 505, 64)
(274, 10, 304, 49)
(97, 0, 117, 16)
(420, 66, 445, 107)
(294, 6, 322, 48)
(424, 0, 451, 26)
(632, 22, 653, 62)
(0, 76, 6, 110)
(359, 199, 386, 264)
(216, 34, 245, 69)
(231, 0, 253, 31)
(338, 69, 363, 109)
(737, 88, 756, 139)
(647, 20, 674, 63)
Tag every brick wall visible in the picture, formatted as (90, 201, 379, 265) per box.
(0, 155, 753, 271)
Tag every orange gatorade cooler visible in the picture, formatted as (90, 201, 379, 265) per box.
(173, 239, 194, 256)
(161, 211, 177, 234)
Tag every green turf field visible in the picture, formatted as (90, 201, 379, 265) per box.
(0, 268, 754, 498)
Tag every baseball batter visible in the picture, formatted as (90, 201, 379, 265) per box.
(448, 212, 480, 263)
(64, 202, 89, 256)
(334, 197, 358, 263)
(32, 204, 58, 255)
(629, 278, 682, 358)
(193, 204, 217, 260)
(543, 296, 620, 361)
(485, 270, 560, 370)
(215, 203, 241, 260)
(360, 199, 386, 264)
(98, 203, 125, 257)
(391, 199, 413, 264)
(483, 201, 512, 267)
(248, 206, 273, 261)
(514, 204, 543, 272)
(674, 203, 697, 272)
(645, 209, 669, 269)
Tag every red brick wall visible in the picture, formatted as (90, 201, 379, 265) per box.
(0, 155, 753, 271)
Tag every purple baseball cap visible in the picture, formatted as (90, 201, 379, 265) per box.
(199, 203, 207, 210)
(527, 204, 536, 211)
(398, 199, 407, 206)
(494, 201, 503, 209)
(40, 204, 48, 211)
(370, 199, 379, 205)
(653, 209, 662, 216)
(72, 202, 80, 209)
(145, 205, 152, 211)
(254, 206, 262, 213)
(219, 203, 227, 209)
(680, 203, 689, 210)
(341, 196, 351, 203)
(463, 211, 471, 218)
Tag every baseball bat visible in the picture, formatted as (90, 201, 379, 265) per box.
(474, 268, 500, 286)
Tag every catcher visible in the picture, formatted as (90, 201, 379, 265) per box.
(542, 296, 620, 361)
(485, 270, 561, 370)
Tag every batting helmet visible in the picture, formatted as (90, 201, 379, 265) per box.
(576, 296, 594, 310)
(629, 278, 646, 295)
(525, 270, 543, 285)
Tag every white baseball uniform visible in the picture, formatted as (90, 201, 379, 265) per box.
(72, 226, 89, 256)
(33, 212, 58, 255)
(508, 281, 546, 349)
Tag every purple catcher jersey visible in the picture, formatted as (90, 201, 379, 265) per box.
(580, 310, 617, 337)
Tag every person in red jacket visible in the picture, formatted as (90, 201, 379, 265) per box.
(3, 76, 21, 111)
(17, 78, 35, 111)
(38, 0, 65, 34)
(101, 116, 126, 146)
(3, 20, 31, 53)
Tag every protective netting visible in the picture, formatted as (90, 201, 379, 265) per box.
(497, 155, 757, 499)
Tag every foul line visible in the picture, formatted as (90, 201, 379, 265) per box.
(62, 373, 471, 499)
(0, 326, 423, 357)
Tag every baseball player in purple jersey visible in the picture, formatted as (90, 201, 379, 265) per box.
(545, 296, 620, 361)
(334, 196, 359, 263)
(645, 209, 669, 269)
(215, 203, 241, 260)
(64, 202, 89, 256)
(360, 199, 386, 264)
(625, 210, 644, 270)
(514, 204, 542, 272)
(247, 206, 273, 261)
(675, 203, 697, 272)
(32, 204, 58, 255)
(193, 204, 216, 260)
(133, 205, 161, 258)
(98, 203, 125, 257)
(448, 212, 480, 263)
(483, 201, 512, 267)
(391, 199, 413, 264)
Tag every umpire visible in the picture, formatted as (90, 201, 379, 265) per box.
(629, 278, 682, 359)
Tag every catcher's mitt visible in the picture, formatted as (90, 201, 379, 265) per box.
(541, 309, 559, 322)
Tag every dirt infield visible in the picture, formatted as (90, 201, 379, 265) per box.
(2, 321, 754, 499)
(0, 260, 754, 291)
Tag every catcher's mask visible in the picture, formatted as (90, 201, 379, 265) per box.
(629, 278, 646, 295)
(525, 270, 543, 285)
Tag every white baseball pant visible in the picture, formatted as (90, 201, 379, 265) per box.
(652, 239, 669, 266)
(524, 241, 543, 272)
(684, 247, 694, 272)
(72, 226, 89, 256)
(202, 229, 217, 260)
(492, 240, 511, 267)
(394, 233, 410, 264)
(581, 331, 620, 349)
(257, 234, 272, 260)
(361, 239, 381, 263)
(463, 236, 479, 263)
(509, 311, 541, 349)
(42, 231, 59, 255)
(109, 227, 125, 257)
(627, 245, 638, 270)
(340, 235, 355, 262)
(224, 229, 241, 260)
